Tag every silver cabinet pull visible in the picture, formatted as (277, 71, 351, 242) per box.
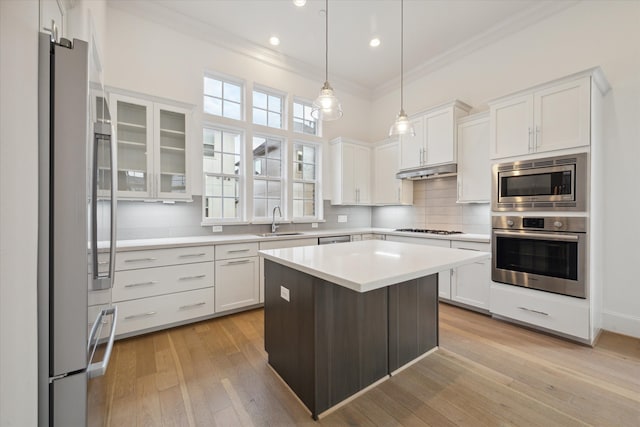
(528, 127, 533, 152)
(178, 274, 206, 281)
(228, 249, 250, 253)
(179, 253, 207, 258)
(226, 259, 251, 265)
(87, 307, 118, 379)
(124, 311, 157, 320)
(98, 261, 109, 265)
(457, 247, 481, 251)
(124, 257, 157, 263)
(535, 125, 540, 149)
(517, 306, 549, 316)
(179, 302, 206, 310)
(124, 281, 158, 288)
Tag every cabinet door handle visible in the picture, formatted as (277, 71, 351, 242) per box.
(419, 147, 424, 165)
(457, 247, 480, 251)
(124, 257, 157, 263)
(178, 274, 206, 281)
(179, 253, 207, 258)
(227, 249, 250, 253)
(98, 261, 109, 265)
(226, 259, 251, 265)
(124, 281, 158, 288)
(528, 127, 533, 152)
(517, 306, 549, 316)
(179, 302, 206, 310)
(535, 125, 540, 149)
(397, 188, 401, 202)
(124, 311, 157, 320)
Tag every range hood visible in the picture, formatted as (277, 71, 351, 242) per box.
(396, 163, 457, 180)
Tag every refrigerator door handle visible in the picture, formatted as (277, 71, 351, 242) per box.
(87, 306, 118, 379)
(108, 123, 117, 283)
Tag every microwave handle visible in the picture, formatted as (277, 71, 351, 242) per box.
(493, 230, 579, 242)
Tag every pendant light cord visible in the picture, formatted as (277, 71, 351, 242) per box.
(325, 0, 329, 83)
(400, 0, 404, 111)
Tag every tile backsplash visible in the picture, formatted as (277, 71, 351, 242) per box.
(372, 175, 490, 234)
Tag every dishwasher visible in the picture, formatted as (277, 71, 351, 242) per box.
(318, 235, 351, 245)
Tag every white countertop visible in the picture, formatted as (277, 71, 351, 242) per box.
(112, 228, 489, 251)
(259, 240, 490, 293)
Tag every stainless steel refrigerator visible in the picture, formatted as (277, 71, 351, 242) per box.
(37, 31, 118, 426)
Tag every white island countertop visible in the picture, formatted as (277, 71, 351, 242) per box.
(259, 240, 490, 293)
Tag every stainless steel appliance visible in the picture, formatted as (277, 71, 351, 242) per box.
(492, 153, 587, 212)
(395, 228, 464, 235)
(318, 235, 351, 245)
(492, 216, 587, 298)
(38, 32, 117, 426)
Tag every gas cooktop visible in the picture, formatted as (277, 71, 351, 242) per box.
(394, 228, 464, 235)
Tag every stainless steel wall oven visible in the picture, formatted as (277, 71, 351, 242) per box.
(492, 216, 587, 298)
(492, 153, 588, 212)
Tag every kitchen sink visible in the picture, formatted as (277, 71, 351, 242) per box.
(254, 232, 304, 237)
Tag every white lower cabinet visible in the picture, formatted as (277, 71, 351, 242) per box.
(214, 242, 260, 312)
(113, 245, 215, 337)
(490, 282, 590, 340)
(259, 238, 318, 303)
(450, 241, 491, 311)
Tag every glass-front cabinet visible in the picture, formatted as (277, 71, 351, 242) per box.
(111, 93, 191, 200)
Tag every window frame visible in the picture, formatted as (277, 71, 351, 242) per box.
(203, 72, 245, 121)
(252, 85, 286, 130)
(251, 133, 286, 222)
(290, 140, 323, 222)
(201, 123, 246, 224)
(292, 97, 321, 137)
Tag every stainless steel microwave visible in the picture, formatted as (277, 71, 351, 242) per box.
(492, 153, 588, 212)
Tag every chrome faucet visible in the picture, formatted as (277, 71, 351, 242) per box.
(271, 205, 282, 234)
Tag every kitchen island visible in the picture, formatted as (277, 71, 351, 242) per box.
(260, 240, 489, 419)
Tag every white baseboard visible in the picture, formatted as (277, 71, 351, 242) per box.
(602, 310, 640, 339)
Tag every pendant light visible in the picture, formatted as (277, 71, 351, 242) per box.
(311, 0, 343, 121)
(389, 0, 415, 136)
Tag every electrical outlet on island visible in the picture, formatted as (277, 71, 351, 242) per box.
(212, 225, 223, 232)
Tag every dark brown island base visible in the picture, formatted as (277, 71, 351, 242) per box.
(260, 240, 489, 420)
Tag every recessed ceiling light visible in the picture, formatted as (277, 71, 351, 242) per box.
(269, 36, 280, 46)
(293, 0, 306, 6)
(369, 38, 381, 48)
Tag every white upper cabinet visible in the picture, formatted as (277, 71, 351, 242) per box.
(40, 0, 65, 39)
(490, 76, 591, 159)
(399, 100, 471, 170)
(331, 138, 372, 205)
(373, 140, 413, 205)
(457, 113, 490, 203)
(111, 92, 191, 200)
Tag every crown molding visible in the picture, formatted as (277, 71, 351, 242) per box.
(107, 0, 371, 100)
(373, 0, 580, 99)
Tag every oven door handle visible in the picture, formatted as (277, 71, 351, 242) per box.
(493, 230, 579, 242)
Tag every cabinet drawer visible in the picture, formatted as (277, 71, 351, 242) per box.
(386, 235, 451, 248)
(451, 241, 490, 252)
(215, 257, 259, 312)
(215, 242, 259, 260)
(115, 287, 214, 336)
(116, 246, 215, 270)
(490, 283, 589, 339)
(259, 238, 317, 250)
(112, 262, 214, 302)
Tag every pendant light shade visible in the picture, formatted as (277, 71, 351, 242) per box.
(389, 0, 414, 136)
(311, 0, 342, 121)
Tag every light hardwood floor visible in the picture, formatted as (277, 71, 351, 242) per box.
(89, 304, 640, 426)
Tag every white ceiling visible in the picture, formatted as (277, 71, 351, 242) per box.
(110, 0, 576, 97)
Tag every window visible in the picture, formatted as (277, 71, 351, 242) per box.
(292, 142, 318, 218)
(203, 127, 242, 221)
(204, 76, 242, 120)
(293, 99, 319, 136)
(253, 136, 283, 219)
(253, 88, 283, 129)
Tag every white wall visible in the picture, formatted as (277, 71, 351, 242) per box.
(370, 1, 640, 337)
(0, 1, 40, 425)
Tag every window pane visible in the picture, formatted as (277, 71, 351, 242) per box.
(253, 136, 266, 152)
(224, 101, 241, 120)
(266, 159, 280, 177)
(293, 200, 303, 218)
(253, 158, 265, 176)
(293, 162, 302, 180)
(304, 105, 314, 121)
(223, 198, 238, 218)
(267, 199, 282, 218)
(222, 177, 238, 197)
(253, 108, 267, 126)
(268, 95, 281, 112)
(222, 132, 239, 154)
(253, 91, 267, 109)
(203, 153, 220, 174)
(293, 119, 304, 133)
(293, 102, 303, 118)
(293, 182, 303, 199)
(254, 179, 266, 198)
(253, 199, 266, 218)
(222, 153, 239, 175)
(205, 175, 223, 197)
(268, 112, 281, 129)
(304, 200, 315, 216)
(224, 82, 241, 102)
(294, 144, 303, 162)
(267, 180, 281, 198)
(304, 183, 315, 199)
(204, 96, 222, 116)
(303, 146, 315, 163)
(267, 140, 282, 159)
(303, 163, 315, 180)
(204, 77, 222, 97)
(205, 197, 222, 219)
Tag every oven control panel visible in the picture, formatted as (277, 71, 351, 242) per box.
(492, 216, 587, 233)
